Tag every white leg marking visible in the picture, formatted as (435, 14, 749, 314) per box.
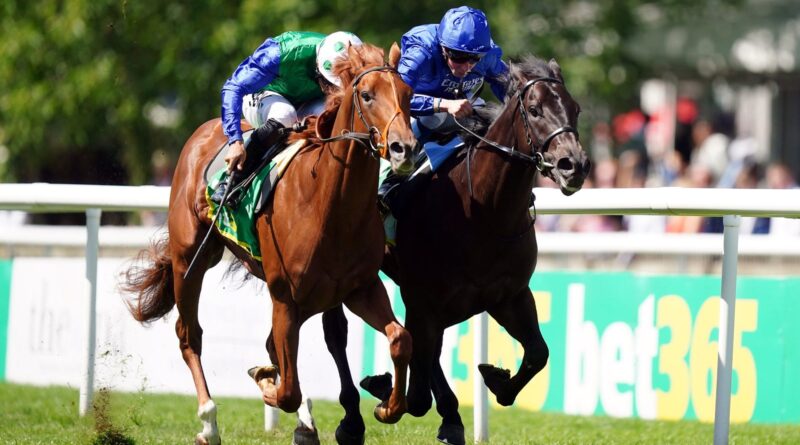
(197, 399, 220, 445)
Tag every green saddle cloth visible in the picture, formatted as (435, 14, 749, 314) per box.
(204, 162, 276, 261)
(204, 138, 307, 261)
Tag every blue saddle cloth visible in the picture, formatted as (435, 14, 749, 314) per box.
(423, 137, 464, 172)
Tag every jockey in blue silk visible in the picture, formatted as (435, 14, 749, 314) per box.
(213, 31, 362, 205)
(378, 6, 509, 244)
(397, 6, 508, 135)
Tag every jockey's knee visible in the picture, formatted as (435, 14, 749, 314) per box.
(243, 92, 298, 128)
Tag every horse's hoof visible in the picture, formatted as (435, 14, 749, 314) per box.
(478, 364, 515, 406)
(249, 365, 280, 403)
(359, 373, 393, 401)
(436, 423, 465, 445)
(292, 427, 320, 445)
(335, 424, 365, 445)
(247, 364, 278, 382)
(373, 401, 404, 424)
(195, 433, 221, 445)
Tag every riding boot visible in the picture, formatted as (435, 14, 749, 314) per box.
(210, 170, 243, 208)
(211, 119, 287, 208)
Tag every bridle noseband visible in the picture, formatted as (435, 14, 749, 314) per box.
(455, 76, 579, 172)
(316, 65, 404, 159)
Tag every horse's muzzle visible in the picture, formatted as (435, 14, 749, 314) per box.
(388, 139, 418, 176)
(551, 151, 591, 195)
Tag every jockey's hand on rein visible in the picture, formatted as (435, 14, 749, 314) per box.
(224, 140, 246, 174)
(442, 99, 473, 119)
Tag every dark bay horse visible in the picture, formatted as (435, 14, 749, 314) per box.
(325, 56, 590, 445)
(122, 43, 416, 445)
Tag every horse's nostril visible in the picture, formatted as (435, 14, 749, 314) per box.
(389, 142, 404, 154)
(557, 157, 574, 172)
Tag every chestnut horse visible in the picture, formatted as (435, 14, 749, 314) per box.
(323, 56, 591, 445)
(122, 43, 416, 445)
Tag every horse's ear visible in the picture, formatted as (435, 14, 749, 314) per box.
(315, 108, 336, 138)
(548, 58, 564, 82)
(334, 45, 358, 88)
(389, 42, 401, 69)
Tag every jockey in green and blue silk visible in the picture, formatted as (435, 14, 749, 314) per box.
(213, 31, 361, 205)
(397, 6, 508, 132)
(220, 30, 362, 147)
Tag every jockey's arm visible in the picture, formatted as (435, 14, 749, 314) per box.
(220, 38, 281, 146)
(398, 45, 441, 117)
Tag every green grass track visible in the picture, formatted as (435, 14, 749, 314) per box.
(1, 382, 799, 444)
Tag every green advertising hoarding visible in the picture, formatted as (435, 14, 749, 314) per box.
(371, 271, 800, 423)
(0, 259, 12, 380)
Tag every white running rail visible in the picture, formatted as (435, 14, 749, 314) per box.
(2, 183, 800, 445)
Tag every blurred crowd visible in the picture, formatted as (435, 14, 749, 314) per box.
(4, 98, 796, 233)
(535, 98, 800, 235)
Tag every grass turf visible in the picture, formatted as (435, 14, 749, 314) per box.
(1, 382, 799, 444)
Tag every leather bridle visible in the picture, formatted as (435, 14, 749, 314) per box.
(316, 65, 404, 159)
(455, 76, 579, 173)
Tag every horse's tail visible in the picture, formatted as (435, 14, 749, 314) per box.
(121, 234, 175, 323)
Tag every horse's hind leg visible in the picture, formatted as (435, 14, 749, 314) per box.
(481, 288, 549, 406)
(322, 305, 366, 445)
(171, 230, 224, 444)
(431, 336, 465, 445)
(344, 278, 411, 424)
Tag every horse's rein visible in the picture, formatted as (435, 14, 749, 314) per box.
(454, 76, 579, 173)
(315, 66, 403, 159)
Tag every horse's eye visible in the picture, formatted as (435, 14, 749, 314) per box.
(528, 105, 539, 117)
(360, 91, 371, 102)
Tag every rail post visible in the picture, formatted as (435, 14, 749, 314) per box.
(79, 208, 101, 416)
(713, 215, 740, 445)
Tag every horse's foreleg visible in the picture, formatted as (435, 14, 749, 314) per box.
(482, 288, 549, 406)
(404, 314, 436, 417)
(344, 279, 411, 424)
(265, 300, 302, 412)
(266, 329, 278, 364)
(431, 336, 465, 445)
(256, 326, 323, 445)
(322, 305, 366, 444)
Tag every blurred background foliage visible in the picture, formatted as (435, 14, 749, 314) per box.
(0, 0, 745, 185)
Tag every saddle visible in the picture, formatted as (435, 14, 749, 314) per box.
(203, 132, 308, 261)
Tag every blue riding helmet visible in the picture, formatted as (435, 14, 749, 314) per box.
(436, 6, 492, 54)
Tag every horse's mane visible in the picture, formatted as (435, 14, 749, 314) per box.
(459, 55, 561, 146)
(458, 104, 500, 146)
(506, 55, 561, 100)
(328, 43, 386, 110)
(287, 43, 386, 145)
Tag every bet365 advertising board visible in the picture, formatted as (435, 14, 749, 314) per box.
(1, 259, 798, 423)
(364, 271, 800, 423)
